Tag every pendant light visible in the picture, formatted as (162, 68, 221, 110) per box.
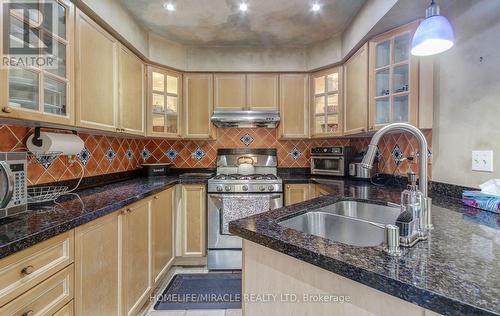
(411, 0, 455, 56)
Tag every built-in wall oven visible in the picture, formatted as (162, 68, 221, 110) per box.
(310, 146, 353, 177)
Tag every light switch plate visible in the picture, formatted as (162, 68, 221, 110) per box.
(472, 150, 494, 172)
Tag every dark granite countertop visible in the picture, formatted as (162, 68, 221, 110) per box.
(230, 177, 500, 316)
(0, 174, 211, 260)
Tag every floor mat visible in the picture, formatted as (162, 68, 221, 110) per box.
(154, 273, 242, 310)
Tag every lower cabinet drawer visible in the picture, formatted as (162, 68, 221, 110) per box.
(53, 300, 73, 316)
(0, 231, 74, 306)
(0, 265, 74, 316)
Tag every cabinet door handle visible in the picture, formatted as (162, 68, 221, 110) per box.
(21, 265, 34, 275)
(22, 310, 34, 316)
(2, 106, 12, 113)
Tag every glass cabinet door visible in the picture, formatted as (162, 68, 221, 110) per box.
(371, 27, 416, 128)
(5, 0, 71, 122)
(149, 68, 181, 137)
(312, 68, 341, 136)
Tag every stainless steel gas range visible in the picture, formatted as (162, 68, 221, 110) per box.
(207, 148, 283, 270)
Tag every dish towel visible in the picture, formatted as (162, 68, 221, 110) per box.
(221, 195, 271, 234)
(463, 191, 500, 214)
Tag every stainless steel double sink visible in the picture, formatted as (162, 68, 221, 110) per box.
(278, 201, 401, 247)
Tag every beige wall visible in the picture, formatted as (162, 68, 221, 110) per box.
(306, 35, 342, 70)
(432, 0, 500, 187)
(148, 33, 188, 70)
(186, 46, 308, 72)
(78, 0, 149, 56)
(77, 0, 397, 72)
(341, 0, 398, 57)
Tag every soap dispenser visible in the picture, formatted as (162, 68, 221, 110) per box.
(399, 172, 425, 246)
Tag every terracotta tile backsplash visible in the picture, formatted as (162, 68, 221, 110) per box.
(350, 129, 433, 178)
(0, 124, 432, 185)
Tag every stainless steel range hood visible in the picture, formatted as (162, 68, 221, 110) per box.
(211, 111, 280, 128)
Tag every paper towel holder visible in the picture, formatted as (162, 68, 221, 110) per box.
(31, 127, 78, 147)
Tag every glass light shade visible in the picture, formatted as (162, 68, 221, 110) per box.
(411, 15, 455, 56)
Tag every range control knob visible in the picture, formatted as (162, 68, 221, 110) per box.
(268, 185, 275, 192)
(323, 148, 328, 152)
(242, 185, 249, 191)
(224, 185, 231, 192)
(216, 185, 223, 192)
(259, 186, 266, 192)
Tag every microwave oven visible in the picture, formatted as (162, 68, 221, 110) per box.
(310, 146, 353, 177)
(0, 152, 28, 219)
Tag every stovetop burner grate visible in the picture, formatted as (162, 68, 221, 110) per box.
(213, 174, 278, 181)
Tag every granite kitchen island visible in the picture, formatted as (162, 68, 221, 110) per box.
(230, 179, 500, 316)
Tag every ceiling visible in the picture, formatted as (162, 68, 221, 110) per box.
(120, 0, 366, 48)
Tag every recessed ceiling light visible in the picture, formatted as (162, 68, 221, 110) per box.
(239, 3, 248, 12)
(164, 2, 175, 11)
(311, 3, 321, 12)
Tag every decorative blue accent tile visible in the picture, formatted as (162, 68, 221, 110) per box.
(77, 147, 91, 166)
(240, 133, 254, 146)
(125, 148, 134, 160)
(391, 144, 404, 165)
(141, 148, 151, 161)
(290, 147, 302, 160)
(166, 148, 178, 160)
(105, 148, 116, 163)
(194, 147, 205, 160)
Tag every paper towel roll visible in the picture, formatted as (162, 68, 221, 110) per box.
(27, 132, 85, 156)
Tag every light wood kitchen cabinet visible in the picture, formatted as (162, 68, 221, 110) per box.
(0, 0, 75, 125)
(344, 43, 369, 135)
(54, 300, 74, 316)
(0, 231, 74, 307)
(152, 187, 175, 283)
(278, 74, 309, 139)
(118, 45, 144, 136)
(368, 21, 419, 131)
(246, 74, 279, 111)
(180, 185, 207, 257)
(121, 199, 153, 316)
(75, 9, 119, 132)
(183, 73, 214, 139)
(75, 212, 120, 316)
(0, 265, 74, 316)
(214, 74, 246, 111)
(147, 66, 182, 138)
(311, 67, 343, 137)
(285, 184, 315, 206)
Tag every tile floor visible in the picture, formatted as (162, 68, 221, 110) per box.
(141, 267, 242, 316)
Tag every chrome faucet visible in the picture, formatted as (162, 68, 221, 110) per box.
(361, 123, 433, 253)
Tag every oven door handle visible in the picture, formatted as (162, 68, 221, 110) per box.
(311, 156, 343, 160)
(209, 194, 282, 200)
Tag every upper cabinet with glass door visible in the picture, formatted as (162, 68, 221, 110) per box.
(0, 0, 74, 125)
(311, 67, 343, 137)
(368, 22, 419, 130)
(147, 66, 182, 138)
